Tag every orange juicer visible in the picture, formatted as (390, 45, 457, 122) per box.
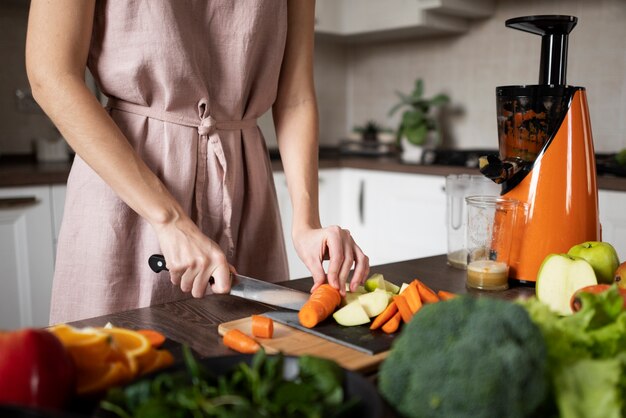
(479, 15, 600, 284)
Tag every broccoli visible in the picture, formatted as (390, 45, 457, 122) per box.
(378, 296, 549, 418)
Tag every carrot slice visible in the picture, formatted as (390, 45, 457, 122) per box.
(382, 312, 402, 334)
(413, 279, 440, 303)
(370, 301, 398, 330)
(222, 329, 260, 354)
(437, 290, 458, 301)
(137, 329, 166, 348)
(298, 284, 342, 328)
(393, 295, 413, 323)
(251, 315, 274, 339)
(402, 283, 423, 314)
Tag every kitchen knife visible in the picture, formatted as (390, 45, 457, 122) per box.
(148, 254, 310, 311)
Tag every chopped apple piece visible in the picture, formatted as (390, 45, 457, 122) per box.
(341, 291, 361, 306)
(364, 274, 401, 294)
(358, 291, 390, 318)
(333, 301, 370, 326)
(399, 283, 410, 294)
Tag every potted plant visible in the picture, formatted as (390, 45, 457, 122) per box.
(389, 78, 450, 163)
(353, 120, 394, 143)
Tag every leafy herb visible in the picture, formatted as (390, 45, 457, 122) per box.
(520, 286, 626, 418)
(100, 347, 360, 418)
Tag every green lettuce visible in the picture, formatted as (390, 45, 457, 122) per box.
(520, 286, 626, 418)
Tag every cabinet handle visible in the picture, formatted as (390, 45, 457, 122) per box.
(358, 180, 365, 225)
(0, 196, 38, 209)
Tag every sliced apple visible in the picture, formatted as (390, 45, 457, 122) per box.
(358, 291, 390, 317)
(364, 274, 401, 294)
(333, 301, 370, 326)
(341, 291, 361, 306)
(399, 282, 410, 294)
(536, 253, 598, 315)
(344, 283, 367, 293)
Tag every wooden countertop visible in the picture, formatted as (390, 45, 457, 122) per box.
(68, 255, 535, 359)
(2, 155, 626, 191)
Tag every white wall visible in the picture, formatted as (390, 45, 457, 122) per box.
(316, 0, 626, 152)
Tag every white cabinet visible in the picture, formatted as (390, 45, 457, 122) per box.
(315, 0, 494, 42)
(340, 169, 446, 266)
(599, 190, 626, 261)
(0, 186, 57, 329)
(274, 168, 447, 278)
(273, 169, 342, 279)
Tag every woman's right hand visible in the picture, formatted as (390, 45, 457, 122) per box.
(152, 216, 233, 298)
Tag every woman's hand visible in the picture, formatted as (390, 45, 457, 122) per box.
(152, 216, 233, 298)
(293, 226, 370, 295)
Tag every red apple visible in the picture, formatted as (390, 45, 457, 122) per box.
(0, 328, 76, 409)
(615, 261, 626, 290)
(570, 284, 626, 312)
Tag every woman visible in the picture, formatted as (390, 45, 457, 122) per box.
(26, 0, 369, 324)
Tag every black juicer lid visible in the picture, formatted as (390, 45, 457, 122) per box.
(505, 15, 577, 85)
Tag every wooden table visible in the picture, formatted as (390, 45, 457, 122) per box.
(69, 254, 536, 358)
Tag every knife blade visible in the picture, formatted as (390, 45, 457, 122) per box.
(148, 254, 310, 311)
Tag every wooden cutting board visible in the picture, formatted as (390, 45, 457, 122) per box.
(218, 315, 389, 373)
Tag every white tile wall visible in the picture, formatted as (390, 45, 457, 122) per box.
(316, 0, 626, 152)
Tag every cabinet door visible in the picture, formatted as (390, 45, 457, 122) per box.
(0, 186, 55, 328)
(340, 169, 447, 266)
(273, 169, 342, 280)
(599, 190, 626, 261)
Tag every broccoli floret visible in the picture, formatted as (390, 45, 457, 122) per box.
(378, 296, 549, 418)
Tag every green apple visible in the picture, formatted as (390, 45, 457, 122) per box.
(358, 291, 390, 317)
(615, 261, 626, 290)
(364, 274, 400, 294)
(341, 291, 361, 306)
(333, 301, 370, 326)
(536, 253, 597, 315)
(344, 283, 366, 294)
(567, 241, 620, 284)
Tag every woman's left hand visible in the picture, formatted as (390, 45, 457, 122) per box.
(293, 226, 370, 295)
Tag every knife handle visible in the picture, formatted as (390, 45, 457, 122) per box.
(148, 254, 168, 272)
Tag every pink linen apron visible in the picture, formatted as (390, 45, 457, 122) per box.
(49, 0, 290, 324)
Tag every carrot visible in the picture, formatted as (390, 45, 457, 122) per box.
(413, 279, 440, 303)
(402, 283, 423, 314)
(437, 290, 458, 301)
(251, 315, 274, 339)
(370, 301, 398, 330)
(393, 295, 413, 323)
(137, 329, 166, 348)
(222, 329, 260, 354)
(381, 312, 402, 334)
(298, 284, 342, 329)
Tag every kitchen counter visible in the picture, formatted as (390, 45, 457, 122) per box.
(4, 154, 626, 191)
(68, 254, 534, 360)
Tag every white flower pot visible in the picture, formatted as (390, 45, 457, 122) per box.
(400, 137, 425, 164)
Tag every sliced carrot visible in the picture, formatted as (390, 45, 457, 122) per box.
(370, 301, 398, 330)
(298, 284, 342, 329)
(382, 312, 402, 334)
(437, 290, 458, 301)
(393, 295, 413, 323)
(251, 315, 274, 339)
(413, 279, 440, 303)
(137, 329, 166, 348)
(402, 283, 423, 314)
(222, 329, 260, 354)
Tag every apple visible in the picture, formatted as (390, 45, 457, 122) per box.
(570, 284, 626, 312)
(398, 282, 410, 294)
(333, 301, 370, 326)
(615, 261, 626, 290)
(363, 274, 400, 294)
(0, 328, 76, 409)
(358, 291, 390, 318)
(536, 253, 597, 315)
(341, 291, 361, 306)
(567, 241, 620, 284)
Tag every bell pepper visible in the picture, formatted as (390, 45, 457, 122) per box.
(0, 328, 76, 409)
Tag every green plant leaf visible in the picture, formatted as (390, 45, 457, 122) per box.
(412, 79, 424, 99)
(428, 93, 450, 106)
(404, 124, 429, 145)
